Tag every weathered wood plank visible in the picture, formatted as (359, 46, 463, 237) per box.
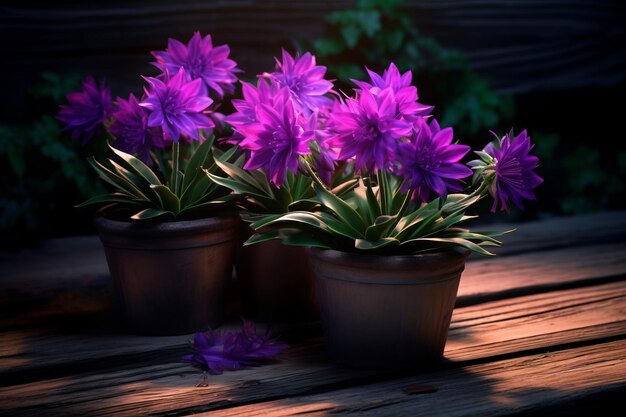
(458, 241, 626, 305)
(1, 238, 624, 372)
(202, 339, 626, 416)
(1, 212, 624, 325)
(1, 281, 624, 416)
(447, 280, 626, 361)
(485, 211, 626, 256)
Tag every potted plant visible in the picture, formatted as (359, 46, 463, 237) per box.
(57, 32, 241, 335)
(231, 62, 543, 369)
(208, 50, 356, 321)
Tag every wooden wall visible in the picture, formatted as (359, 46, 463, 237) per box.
(2, 0, 625, 122)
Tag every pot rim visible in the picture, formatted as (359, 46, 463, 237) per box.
(95, 214, 238, 238)
(307, 246, 470, 285)
(307, 246, 471, 267)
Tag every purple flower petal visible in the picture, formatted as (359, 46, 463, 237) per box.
(56, 76, 112, 144)
(151, 32, 240, 101)
(183, 319, 288, 375)
(109, 93, 165, 165)
(140, 68, 213, 142)
(487, 130, 543, 212)
(396, 118, 472, 202)
(261, 49, 334, 116)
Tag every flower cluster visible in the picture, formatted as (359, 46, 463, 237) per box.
(226, 55, 543, 255)
(182, 319, 288, 374)
(225, 50, 335, 187)
(57, 33, 241, 221)
(58, 32, 543, 252)
(57, 31, 240, 164)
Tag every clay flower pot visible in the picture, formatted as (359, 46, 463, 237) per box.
(308, 247, 470, 370)
(236, 235, 318, 322)
(96, 215, 238, 335)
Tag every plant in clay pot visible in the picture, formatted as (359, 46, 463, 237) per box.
(57, 32, 241, 335)
(208, 50, 356, 321)
(231, 60, 542, 369)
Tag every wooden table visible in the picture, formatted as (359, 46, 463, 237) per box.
(1, 212, 626, 416)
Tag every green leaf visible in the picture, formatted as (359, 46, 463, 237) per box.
(401, 237, 494, 256)
(150, 184, 180, 214)
(131, 208, 175, 221)
(341, 24, 361, 48)
(283, 230, 333, 249)
(109, 160, 153, 201)
(365, 215, 396, 240)
(331, 178, 359, 197)
(245, 229, 283, 246)
(317, 212, 363, 240)
(178, 200, 225, 219)
(206, 171, 275, 205)
(288, 199, 319, 211)
(365, 180, 382, 219)
(393, 199, 440, 240)
(214, 159, 273, 197)
(88, 158, 146, 201)
(354, 237, 399, 251)
(359, 10, 381, 37)
(261, 212, 329, 232)
(249, 213, 284, 230)
(443, 231, 502, 246)
(314, 182, 367, 236)
(378, 169, 393, 215)
(109, 144, 161, 185)
(314, 38, 345, 56)
(76, 193, 140, 208)
(181, 136, 213, 193)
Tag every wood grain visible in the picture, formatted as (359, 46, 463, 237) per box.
(2, 0, 625, 122)
(202, 339, 626, 416)
(458, 240, 626, 305)
(2, 212, 624, 325)
(1, 280, 624, 416)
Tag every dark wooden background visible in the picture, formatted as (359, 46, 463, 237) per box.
(2, 0, 625, 123)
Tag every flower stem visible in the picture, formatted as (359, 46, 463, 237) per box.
(377, 169, 392, 215)
(171, 140, 180, 196)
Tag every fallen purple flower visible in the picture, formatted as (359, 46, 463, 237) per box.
(183, 318, 289, 375)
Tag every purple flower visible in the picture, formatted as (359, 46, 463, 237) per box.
(140, 68, 214, 142)
(486, 130, 543, 212)
(182, 319, 288, 375)
(327, 87, 412, 172)
(151, 32, 240, 100)
(239, 319, 290, 361)
(224, 79, 282, 145)
(109, 94, 165, 164)
(353, 63, 432, 121)
(397, 118, 472, 202)
(262, 49, 334, 115)
(57, 76, 112, 144)
(236, 87, 314, 187)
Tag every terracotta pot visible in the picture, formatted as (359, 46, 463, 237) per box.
(308, 247, 470, 370)
(236, 232, 317, 322)
(95, 215, 237, 335)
